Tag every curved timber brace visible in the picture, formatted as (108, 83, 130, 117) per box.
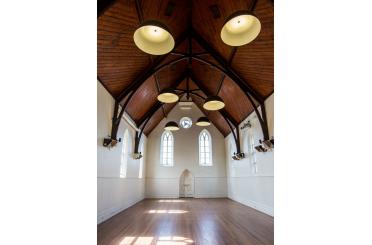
(189, 74, 243, 157)
(224, 117, 245, 161)
(132, 72, 187, 156)
(191, 89, 244, 160)
(191, 29, 270, 142)
(133, 102, 164, 159)
(103, 91, 135, 148)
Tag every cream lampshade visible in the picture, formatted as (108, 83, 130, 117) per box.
(157, 89, 179, 103)
(196, 117, 211, 126)
(133, 20, 175, 55)
(220, 10, 261, 46)
(203, 96, 225, 111)
(164, 121, 179, 131)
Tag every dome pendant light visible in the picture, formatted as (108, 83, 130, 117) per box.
(164, 121, 179, 131)
(133, 20, 175, 55)
(196, 117, 211, 126)
(203, 96, 225, 111)
(157, 89, 179, 103)
(220, 10, 261, 46)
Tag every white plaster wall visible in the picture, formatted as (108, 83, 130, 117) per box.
(225, 94, 274, 216)
(97, 82, 147, 224)
(145, 103, 227, 198)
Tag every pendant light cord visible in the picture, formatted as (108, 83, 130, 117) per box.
(249, 0, 259, 12)
(135, 0, 144, 23)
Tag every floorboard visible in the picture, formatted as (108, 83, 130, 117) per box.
(97, 198, 274, 245)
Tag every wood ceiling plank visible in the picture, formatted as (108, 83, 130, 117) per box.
(192, 0, 252, 60)
(231, 0, 274, 98)
(143, 103, 177, 136)
(218, 76, 255, 123)
(125, 76, 158, 123)
(141, 0, 189, 41)
(98, 0, 273, 135)
(98, 0, 150, 97)
(191, 94, 231, 136)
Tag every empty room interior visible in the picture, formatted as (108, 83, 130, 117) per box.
(97, 0, 274, 244)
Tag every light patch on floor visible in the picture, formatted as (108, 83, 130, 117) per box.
(119, 236, 193, 245)
(147, 210, 188, 214)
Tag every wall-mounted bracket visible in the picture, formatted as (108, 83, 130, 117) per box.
(102, 91, 134, 148)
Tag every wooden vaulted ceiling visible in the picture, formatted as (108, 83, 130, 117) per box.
(98, 0, 274, 137)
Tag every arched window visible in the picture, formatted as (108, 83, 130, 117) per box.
(138, 142, 144, 178)
(160, 131, 174, 166)
(199, 129, 212, 166)
(120, 129, 130, 178)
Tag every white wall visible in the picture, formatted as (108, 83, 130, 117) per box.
(225, 94, 274, 216)
(97, 82, 147, 224)
(145, 103, 227, 198)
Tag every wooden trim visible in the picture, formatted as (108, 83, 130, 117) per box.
(98, 0, 117, 18)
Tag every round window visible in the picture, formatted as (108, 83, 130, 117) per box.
(180, 117, 192, 129)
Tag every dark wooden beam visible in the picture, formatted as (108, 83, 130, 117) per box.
(191, 28, 264, 104)
(134, 0, 144, 23)
(98, 0, 116, 18)
(190, 73, 242, 153)
(117, 56, 188, 103)
(190, 73, 239, 126)
(193, 50, 269, 140)
(137, 72, 187, 127)
(134, 108, 156, 154)
(190, 73, 247, 153)
(109, 94, 132, 142)
(116, 33, 188, 103)
(249, 0, 259, 12)
(170, 52, 187, 56)
(137, 102, 164, 129)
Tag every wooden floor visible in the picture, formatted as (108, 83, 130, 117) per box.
(98, 198, 274, 245)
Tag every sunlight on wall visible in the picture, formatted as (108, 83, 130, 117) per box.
(119, 236, 193, 245)
(147, 210, 188, 214)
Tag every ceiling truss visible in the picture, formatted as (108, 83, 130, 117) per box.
(98, 0, 273, 155)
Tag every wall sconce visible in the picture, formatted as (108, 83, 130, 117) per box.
(262, 138, 274, 149)
(133, 152, 143, 159)
(255, 137, 274, 152)
(232, 152, 245, 160)
(254, 145, 267, 152)
(103, 136, 121, 148)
